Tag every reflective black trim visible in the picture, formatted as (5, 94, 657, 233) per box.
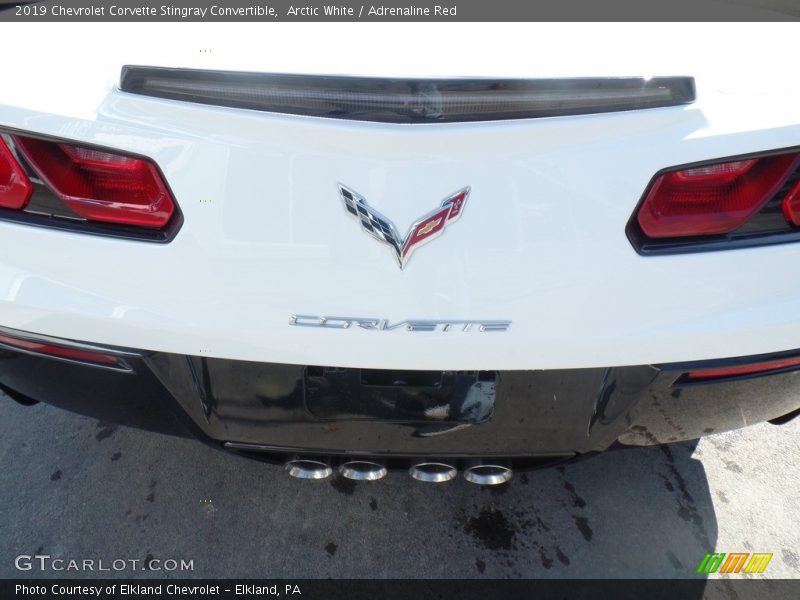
(626, 146, 800, 256)
(119, 66, 696, 124)
(0, 129, 182, 243)
(2, 327, 798, 460)
(0, 348, 194, 440)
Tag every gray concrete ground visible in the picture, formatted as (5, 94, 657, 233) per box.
(0, 392, 797, 579)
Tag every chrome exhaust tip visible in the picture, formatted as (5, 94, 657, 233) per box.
(463, 461, 513, 485)
(409, 461, 457, 483)
(339, 460, 387, 481)
(284, 457, 333, 480)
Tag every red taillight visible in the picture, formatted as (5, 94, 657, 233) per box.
(0, 137, 33, 210)
(13, 136, 175, 228)
(781, 178, 800, 226)
(637, 153, 800, 238)
(686, 356, 800, 381)
(0, 334, 123, 367)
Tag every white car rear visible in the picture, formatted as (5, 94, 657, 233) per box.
(0, 24, 798, 483)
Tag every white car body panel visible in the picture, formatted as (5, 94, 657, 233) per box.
(1, 23, 800, 370)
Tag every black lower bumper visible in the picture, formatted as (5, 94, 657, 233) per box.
(1, 327, 799, 468)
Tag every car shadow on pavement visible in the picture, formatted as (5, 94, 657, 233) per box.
(0, 396, 720, 584)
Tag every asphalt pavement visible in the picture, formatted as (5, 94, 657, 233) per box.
(0, 391, 797, 580)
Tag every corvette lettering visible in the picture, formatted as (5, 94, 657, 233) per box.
(289, 315, 510, 332)
(339, 184, 469, 269)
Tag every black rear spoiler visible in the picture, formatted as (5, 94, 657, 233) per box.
(119, 66, 695, 124)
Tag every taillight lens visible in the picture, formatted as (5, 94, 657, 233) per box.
(781, 178, 800, 226)
(685, 356, 800, 381)
(636, 153, 800, 238)
(0, 137, 33, 210)
(0, 334, 123, 367)
(13, 136, 175, 228)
